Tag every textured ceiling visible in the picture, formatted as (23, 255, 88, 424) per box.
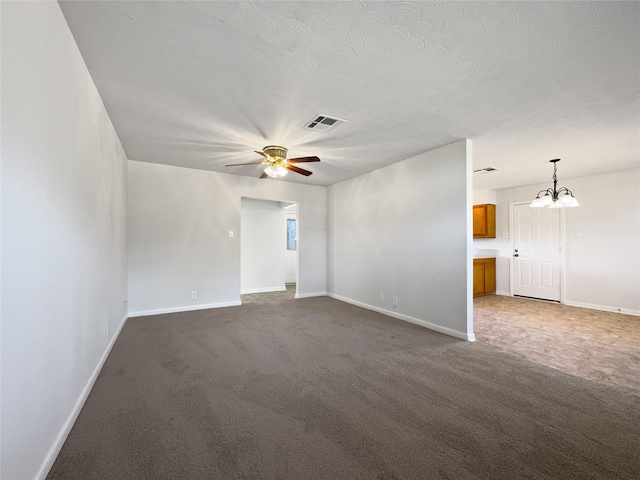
(58, 1, 640, 189)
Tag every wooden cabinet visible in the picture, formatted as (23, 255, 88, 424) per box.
(473, 258, 496, 297)
(473, 204, 496, 238)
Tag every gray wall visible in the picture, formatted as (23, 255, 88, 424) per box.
(327, 140, 474, 340)
(241, 198, 286, 294)
(127, 161, 327, 315)
(1, 2, 128, 478)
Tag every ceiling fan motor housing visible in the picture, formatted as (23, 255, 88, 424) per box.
(264, 146, 288, 160)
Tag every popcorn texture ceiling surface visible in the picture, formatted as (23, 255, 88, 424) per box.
(59, 1, 640, 188)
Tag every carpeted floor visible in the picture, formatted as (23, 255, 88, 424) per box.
(240, 283, 297, 304)
(246, 286, 640, 395)
(474, 295, 640, 396)
(48, 295, 640, 479)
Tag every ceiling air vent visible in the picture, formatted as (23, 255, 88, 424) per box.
(473, 167, 499, 174)
(305, 114, 348, 133)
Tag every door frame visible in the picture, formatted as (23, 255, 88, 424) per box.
(239, 197, 299, 298)
(508, 201, 567, 303)
(284, 211, 298, 285)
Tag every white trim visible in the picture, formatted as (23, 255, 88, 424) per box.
(564, 300, 640, 317)
(466, 139, 475, 343)
(294, 291, 327, 299)
(496, 290, 511, 296)
(494, 292, 638, 316)
(128, 301, 241, 318)
(327, 293, 475, 342)
(35, 313, 128, 480)
(241, 286, 286, 294)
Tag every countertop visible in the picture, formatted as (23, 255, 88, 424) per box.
(473, 249, 498, 259)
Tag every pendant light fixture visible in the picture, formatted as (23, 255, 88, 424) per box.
(530, 159, 579, 208)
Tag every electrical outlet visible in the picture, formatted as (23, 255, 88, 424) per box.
(392, 296, 398, 306)
(380, 293, 384, 302)
(192, 291, 197, 299)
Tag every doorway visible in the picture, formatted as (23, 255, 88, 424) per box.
(285, 209, 298, 284)
(240, 197, 298, 302)
(510, 202, 562, 302)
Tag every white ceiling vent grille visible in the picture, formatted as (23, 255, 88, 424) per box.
(305, 114, 348, 133)
(473, 167, 499, 174)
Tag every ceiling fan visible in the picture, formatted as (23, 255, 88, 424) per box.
(225, 146, 320, 179)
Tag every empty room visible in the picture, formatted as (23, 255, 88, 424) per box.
(2, 1, 639, 479)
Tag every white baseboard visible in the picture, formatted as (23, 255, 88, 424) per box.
(496, 290, 510, 296)
(241, 286, 286, 294)
(564, 300, 640, 317)
(35, 313, 128, 480)
(128, 301, 242, 318)
(494, 292, 639, 316)
(294, 291, 327, 299)
(327, 293, 474, 342)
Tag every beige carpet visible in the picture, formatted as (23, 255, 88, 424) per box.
(474, 295, 640, 396)
(48, 296, 640, 479)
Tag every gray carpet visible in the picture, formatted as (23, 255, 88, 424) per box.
(48, 296, 640, 479)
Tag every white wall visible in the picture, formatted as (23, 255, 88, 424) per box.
(127, 161, 326, 315)
(473, 189, 497, 205)
(1, 3, 128, 479)
(494, 168, 640, 314)
(327, 140, 474, 340)
(241, 198, 286, 293)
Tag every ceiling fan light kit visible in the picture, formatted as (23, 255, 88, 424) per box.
(264, 163, 287, 178)
(530, 159, 579, 208)
(262, 146, 288, 178)
(226, 145, 320, 180)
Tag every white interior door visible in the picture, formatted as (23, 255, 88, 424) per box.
(285, 213, 297, 284)
(512, 204, 561, 301)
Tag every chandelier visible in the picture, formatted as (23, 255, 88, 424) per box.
(530, 159, 579, 208)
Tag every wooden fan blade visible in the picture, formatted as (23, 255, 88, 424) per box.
(285, 164, 313, 176)
(287, 156, 320, 163)
(259, 172, 269, 179)
(225, 161, 265, 167)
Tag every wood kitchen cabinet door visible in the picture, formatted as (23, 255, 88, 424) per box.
(473, 258, 496, 296)
(473, 261, 486, 296)
(473, 204, 496, 238)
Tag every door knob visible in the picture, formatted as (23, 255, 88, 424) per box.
(514, 253, 519, 257)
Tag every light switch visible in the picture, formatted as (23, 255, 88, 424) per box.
(229, 230, 234, 238)
(501, 233, 509, 239)
(575, 231, 582, 238)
